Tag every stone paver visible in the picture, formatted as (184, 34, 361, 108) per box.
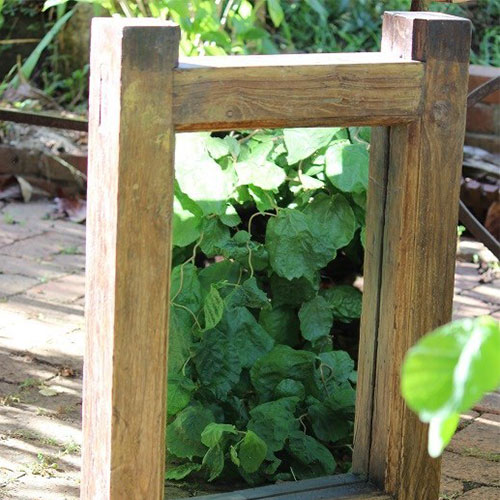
(474, 392, 500, 415)
(460, 487, 500, 499)
(454, 261, 485, 292)
(0, 200, 499, 500)
(0, 274, 39, 298)
(448, 413, 500, 457)
(26, 274, 85, 305)
(452, 293, 495, 320)
(441, 451, 500, 488)
(462, 284, 500, 307)
(440, 475, 464, 498)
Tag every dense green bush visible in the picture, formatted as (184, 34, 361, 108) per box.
(166, 127, 369, 483)
(276, 0, 499, 66)
(275, 0, 411, 53)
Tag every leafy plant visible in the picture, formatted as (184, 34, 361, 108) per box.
(44, 0, 282, 56)
(402, 316, 500, 458)
(166, 126, 367, 484)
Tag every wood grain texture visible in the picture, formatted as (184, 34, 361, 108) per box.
(82, 19, 179, 500)
(172, 54, 424, 131)
(352, 127, 390, 476)
(358, 12, 471, 500)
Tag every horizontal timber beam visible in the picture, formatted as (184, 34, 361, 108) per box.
(172, 53, 424, 131)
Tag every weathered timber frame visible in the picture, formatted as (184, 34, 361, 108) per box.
(82, 12, 471, 500)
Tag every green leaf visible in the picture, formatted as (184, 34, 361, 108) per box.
(267, 0, 284, 27)
(167, 374, 196, 416)
(239, 431, 267, 473)
(264, 456, 282, 475)
(220, 204, 241, 227)
(305, 0, 328, 20)
(248, 185, 276, 212)
(167, 404, 214, 459)
(352, 191, 367, 209)
(401, 316, 500, 457)
(200, 218, 231, 257)
(298, 296, 333, 342)
(230, 445, 240, 466)
(325, 143, 369, 194)
(220, 307, 274, 368)
(269, 274, 318, 307)
(169, 306, 195, 373)
(198, 260, 242, 296)
(296, 174, 324, 191)
(250, 345, 319, 402)
(201, 422, 238, 448)
(170, 264, 202, 312)
(204, 285, 224, 330)
(173, 188, 202, 247)
(308, 399, 351, 443)
(259, 306, 300, 347)
(235, 160, 286, 191)
(248, 397, 300, 452)
(202, 444, 225, 481)
(360, 225, 366, 248)
(206, 135, 240, 159)
(10, 9, 73, 87)
(324, 383, 356, 411)
(165, 463, 202, 480)
(240, 277, 271, 309)
(221, 233, 269, 272)
(175, 133, 235, 215)
(275, 379, 305, 400)
(303, 193, 356, 252)
(206, 136, 230, 159)
(284, 128, 340, 165)
(240, 139, 273, 161)
(318, 351, 355, 384)
(321, 285, 362, 322)
(266, 202, 351, 282)
(287, 430, 336, 476)
(265, 209, 318, 281)
(193, 329, 242, 399)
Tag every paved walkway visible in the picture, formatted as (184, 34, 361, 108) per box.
(0, 200, 498, 499)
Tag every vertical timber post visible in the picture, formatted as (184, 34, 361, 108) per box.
(82, 19, 180, 500)
(353, 12, 470, 500)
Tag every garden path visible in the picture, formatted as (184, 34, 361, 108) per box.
(0, 200, 498, 500)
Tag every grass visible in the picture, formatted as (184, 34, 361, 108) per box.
(28, 453, 60, 477)
(9, 429, 80, 456)
(0, 392, 22, 406)
(58, 245, 79, 255)
(3, 212, 16, 225)
(461, 447, 500, 463)
(19, 377, 43, 390)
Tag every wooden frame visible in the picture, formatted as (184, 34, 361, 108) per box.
(82, 12, 471, 500)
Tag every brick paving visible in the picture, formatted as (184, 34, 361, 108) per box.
(0, 200, 498, 499)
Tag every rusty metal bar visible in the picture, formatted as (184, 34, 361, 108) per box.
(459, 200, 500, 259)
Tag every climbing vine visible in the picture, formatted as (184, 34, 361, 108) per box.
(166, 127, 369, 484)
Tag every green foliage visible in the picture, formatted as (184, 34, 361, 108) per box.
(166, 127, 363, 484)
(430, 0, 500, 66)
(402, 316, 500, 458)
(45, 0, 282, 56)
(276, 0, 412, 53)
(10, 9, 74, 86)
(3, 0, 496, 110)
(277, 0, 499, 66)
